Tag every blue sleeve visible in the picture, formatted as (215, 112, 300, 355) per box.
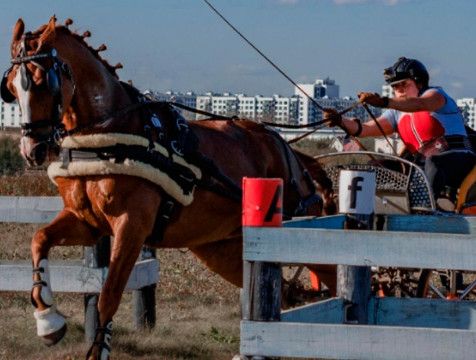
(424, 88, 459, 115)
(381, 109, 399, 132)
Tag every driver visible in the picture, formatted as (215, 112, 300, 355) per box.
(325, 57, 476, 208)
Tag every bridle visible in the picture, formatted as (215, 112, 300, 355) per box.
(1, 32, 75, 145)
(1, 33, 157, 149)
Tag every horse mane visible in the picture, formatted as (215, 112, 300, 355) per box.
(32, 19, 122, 79)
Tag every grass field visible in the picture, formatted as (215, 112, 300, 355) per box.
(0, 224, 241, 360)
(0, 174, 241, 360)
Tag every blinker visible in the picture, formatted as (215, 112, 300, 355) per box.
(46, 68, 60, 97)
(1, 68, 16, 103)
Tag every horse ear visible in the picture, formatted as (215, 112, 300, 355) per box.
(13, 18, 24, 41)
(38, 16, 57, 47)
(11, 18, 25, 56)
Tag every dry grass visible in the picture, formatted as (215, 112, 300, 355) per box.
(0, 172, 59, 196)
(0, 245, 241, 360)
(0, 174, 241, 360)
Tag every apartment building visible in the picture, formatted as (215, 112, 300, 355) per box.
(0, 100, 21, 129)
(196, 92, 300, 124)
(295, 78, 373, 125)
(143, 90, 197, 120)
(382, 84, 394, 99)
(457, 98, 476, 129)
(237, 94, 257, 119)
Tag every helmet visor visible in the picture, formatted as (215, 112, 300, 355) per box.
(383, 66, 411, 85)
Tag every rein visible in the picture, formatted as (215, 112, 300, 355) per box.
(10, 40, 153, 143)
(8, 39, 244, 206)
(202, 0, 325, 113)
(166, 101, 235, 121)
(61, 101, 153, 137)
(201, 0, 373, 148)
(362, 103, 397, 156)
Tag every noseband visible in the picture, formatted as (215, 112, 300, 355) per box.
(2, 32, 75, 145)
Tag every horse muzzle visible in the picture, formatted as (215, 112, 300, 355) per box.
(21, 137, 59, 166)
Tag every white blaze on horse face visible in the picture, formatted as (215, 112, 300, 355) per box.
(12, 68, 32, 124)
(13, 69, 38, 161)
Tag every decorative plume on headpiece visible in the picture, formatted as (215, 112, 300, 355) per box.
(49, 17, 124, 79)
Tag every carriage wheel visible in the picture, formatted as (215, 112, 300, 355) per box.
(369, 268, 476, 299)
(415, 269, 470, 299)
(374, 268, 472, 299)
(281, 266, 331, 308)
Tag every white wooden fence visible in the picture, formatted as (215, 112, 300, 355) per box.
(241, 214, 476, 360)
(0, 196, 159, 340)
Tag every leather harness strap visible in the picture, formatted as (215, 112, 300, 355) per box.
(148, 193, 177, 246)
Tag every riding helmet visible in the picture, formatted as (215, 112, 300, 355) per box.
(383, 57, 429, 89)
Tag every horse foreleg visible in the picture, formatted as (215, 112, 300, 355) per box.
(31, 209, 98, 346)
(87, 223, 146, 360)
(190, 237, 243, 287)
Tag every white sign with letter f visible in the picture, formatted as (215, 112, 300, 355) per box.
(339, 170, 376, 215)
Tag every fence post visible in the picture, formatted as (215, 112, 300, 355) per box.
(337, 215, 372, 324)
(132, 246, 157, 330)
(242, 178, 283, 360)
(83, 236, 110, 343)
(337, 170, 375, 324)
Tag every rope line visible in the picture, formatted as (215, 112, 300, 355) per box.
(202, 0, 390, 152)
(202, 0, 323, 111)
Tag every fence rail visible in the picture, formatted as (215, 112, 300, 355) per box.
(0, 196, 159, 341)
(241, 214, 476, 360)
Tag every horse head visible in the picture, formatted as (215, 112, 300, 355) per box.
(1, 16, 125, 166)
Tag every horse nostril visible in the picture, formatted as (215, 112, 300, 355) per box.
(31, 142, 48, 166)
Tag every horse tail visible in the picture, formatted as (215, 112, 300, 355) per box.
(292, 149, 337, 215)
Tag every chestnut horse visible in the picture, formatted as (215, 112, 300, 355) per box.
(1, 17, 336, 359)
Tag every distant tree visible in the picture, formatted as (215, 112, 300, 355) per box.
(290, 136, 376, 157)
(290, 138, 336, 157)
(0, 137, 25, 175)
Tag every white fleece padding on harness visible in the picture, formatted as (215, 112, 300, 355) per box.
(33, 304, 66, 337)
(37, 259, 54, 307)
(47, 133, 202, 206)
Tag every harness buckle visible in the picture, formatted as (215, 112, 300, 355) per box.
(176, 117, 189, 130)
(61, 148, 71, 169)
(52, 129, 63, 144)
(170, 140, 184, 156)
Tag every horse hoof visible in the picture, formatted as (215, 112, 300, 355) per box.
(42, 323, 67, 347)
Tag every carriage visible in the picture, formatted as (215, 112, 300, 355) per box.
(315, 150, 476, 300)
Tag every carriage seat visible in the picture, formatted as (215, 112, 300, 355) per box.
(315, 151, 437, 215)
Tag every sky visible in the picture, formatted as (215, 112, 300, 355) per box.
(1, 0, 476, 100)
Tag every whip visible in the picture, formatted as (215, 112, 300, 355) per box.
(201, 0, 371, 150)
(202, 0, 325, 111)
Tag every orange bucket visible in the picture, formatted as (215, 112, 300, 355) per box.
(242, 178, 283, 227)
